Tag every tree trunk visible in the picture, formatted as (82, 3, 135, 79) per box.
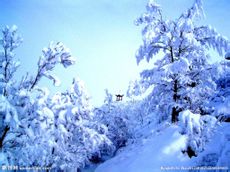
(171, 79, 179, 123)
(171, 107, 178, 123)
(0, 126, 10, 149)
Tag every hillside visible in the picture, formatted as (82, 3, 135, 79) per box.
(96, 122, 230, 172)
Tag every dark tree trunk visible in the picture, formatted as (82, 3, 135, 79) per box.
(171, 107, 178, 123)
(171, 79, 180, 123)
(0, 126, 10, 148)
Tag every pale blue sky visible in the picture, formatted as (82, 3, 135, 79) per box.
(0, 0, 229, 106)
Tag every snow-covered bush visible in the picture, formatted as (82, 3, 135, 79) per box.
(49, 77, 113, 170)
(95, 103, 130, 150)
(190, 122, 230, 170)
(95, 96, 153, 153)
(0, 25, 77, 167)
(96, 91, 145, 151)
(10, 88, 55, 167)
(209, 61, 230, 121)
(135, 0, 230, 123)
(0, 25, 112, 170)
(179, 110, 217, 157)
(0, 95, 19, 166)
(98, 90, 132, 152)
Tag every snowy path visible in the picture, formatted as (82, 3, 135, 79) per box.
(95, 124, 191, 172)
(95, 123, 230, 172)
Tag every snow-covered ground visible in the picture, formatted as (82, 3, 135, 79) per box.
(95, 122, 230, 172)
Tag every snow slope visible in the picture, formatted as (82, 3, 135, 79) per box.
(95, 122, 230, 172)
(95, 123, 191, 172)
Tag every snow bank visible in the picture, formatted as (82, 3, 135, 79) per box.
(95, 125, 191, 172)
(95, 121, 230, 172)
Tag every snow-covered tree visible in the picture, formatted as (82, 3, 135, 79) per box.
(104, 89, 113, 104)
(0, 25, 78, 168)
(135, 0, 229, 122)
(103, 89, 113, 112)
(48, 77, 113, 170)
(126, 80, 144, 99)
(0, 25, 22, 97)
(0, 26, 22, 159)
(19, 41, 75, 91)
(0, 25, 113, 170)
(0, 25, 115, 171)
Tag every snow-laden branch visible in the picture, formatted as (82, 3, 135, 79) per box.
(29, 42, 76, 90)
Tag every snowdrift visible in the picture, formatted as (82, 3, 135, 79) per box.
(95, 122, 230, 172)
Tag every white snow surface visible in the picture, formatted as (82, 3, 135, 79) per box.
(95, 122, 230, 172)
(96, 123, 191, 172)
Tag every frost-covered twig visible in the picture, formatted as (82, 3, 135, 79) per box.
(29, 42, 76, 90)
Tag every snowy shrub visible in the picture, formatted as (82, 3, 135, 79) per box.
(95, 91, 148, 152)
(95, 95, 153, 153)
(0, 95, 19, 133)
(208, 61, 230, 121)
(0, 25, 77, 168)
(191, 123, 230, 170)
(135, 0, 230, 123)
(49, 78, 113, 170)
(0, 25, 112, 170)
(95, 103, 130, 150)
(179, 110, 217, 157)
